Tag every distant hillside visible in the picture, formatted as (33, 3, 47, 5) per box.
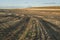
(27, 6, 60, 9)
(0, 6, 60, 16)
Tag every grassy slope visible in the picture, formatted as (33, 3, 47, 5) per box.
(22, 6, 60, 16)
(0, 6, 60, 16)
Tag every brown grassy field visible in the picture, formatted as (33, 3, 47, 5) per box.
(2, 6, 59, 16)
(0, 6, 60, 40)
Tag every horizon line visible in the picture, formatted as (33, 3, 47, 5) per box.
(0, 5, 60, 9)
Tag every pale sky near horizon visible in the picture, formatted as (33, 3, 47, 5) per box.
(0, 0, 60, 8)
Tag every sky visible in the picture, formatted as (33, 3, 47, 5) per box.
(0, 0, 60, 8)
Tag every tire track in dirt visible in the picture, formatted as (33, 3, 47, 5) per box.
(0, 14, 60, 40)
(39, 18, 60, 40)
(0, 16, 30, 40)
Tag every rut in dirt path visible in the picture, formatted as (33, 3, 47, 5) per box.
(0, 14, 60, 40)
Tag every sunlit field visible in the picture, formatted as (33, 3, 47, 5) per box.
(0, 6, 60, 40)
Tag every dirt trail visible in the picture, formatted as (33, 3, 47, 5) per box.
(0, 14, 60, 40)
